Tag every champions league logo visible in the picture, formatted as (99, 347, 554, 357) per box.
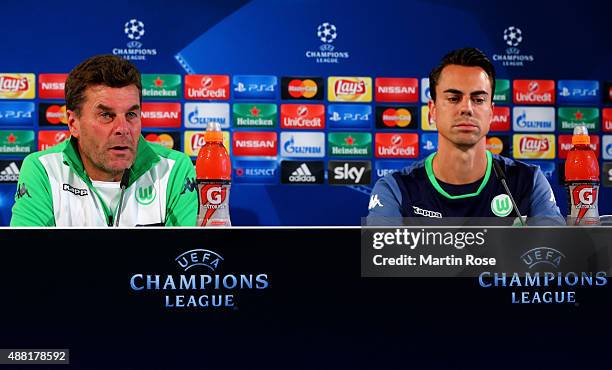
(112, 18, 158, 61)
(305, 22, 350, 64)
(129, 249, 270, 309)
(479, 246, 607, 304)
(492, 26, 535, 67)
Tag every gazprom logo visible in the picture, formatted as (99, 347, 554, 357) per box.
(280, 132, 325, 158)
(185, 103, 229, 129)
(420, 78, 431, 103)
(512, 107, 555, 132)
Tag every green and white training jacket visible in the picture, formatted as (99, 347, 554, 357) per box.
(10, 136, 198, 227)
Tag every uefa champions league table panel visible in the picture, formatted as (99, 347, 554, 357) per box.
(0, 227, 610, 368)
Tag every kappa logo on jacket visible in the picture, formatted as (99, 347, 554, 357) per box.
(63, 183, 88, 196)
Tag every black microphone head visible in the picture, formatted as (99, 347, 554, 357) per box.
(120, 168, 131, 189)
(492, 159, 506, 181)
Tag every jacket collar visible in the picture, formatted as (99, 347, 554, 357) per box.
(62, 135, 159, 186)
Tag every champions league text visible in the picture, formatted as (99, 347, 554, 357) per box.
(479, 271, 608, 304)
(130, 273, 269, 308)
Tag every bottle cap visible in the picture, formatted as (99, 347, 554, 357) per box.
(572, 124, 590, 145)
(204, 121, 223, 142)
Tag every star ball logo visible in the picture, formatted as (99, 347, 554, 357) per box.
(112, 18, 158, 61)
(305, 22, 350, 64)
(492, 25, 535, 67)
(129, 249, 270, 309)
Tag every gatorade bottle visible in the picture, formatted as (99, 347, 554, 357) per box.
(565, 125, 600, 225)
(195, 122, 232, 226)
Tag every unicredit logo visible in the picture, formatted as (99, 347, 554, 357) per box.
(335, 79, 366, 95)
(514, 80, 555, 104)
(0, 76, 28, 92)
(519, 137, 549, 153)
(185, 75, 229, 100)
(281, 104, 324, 129)
(375, 133, 418, 158)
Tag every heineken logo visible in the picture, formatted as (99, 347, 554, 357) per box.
(491, 194, 512, 217)
(136, 185, 156, 205)
(327, 132, 372, 157)
(141, 74, 181, 99)
(232, 103, 277, 128)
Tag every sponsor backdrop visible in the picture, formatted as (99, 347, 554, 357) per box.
(0, 0, 610, 225)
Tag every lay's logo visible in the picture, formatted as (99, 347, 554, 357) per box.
(328, 77, 372, 102)
(0, 74, 35, 99)
(183, 131, 230, 156)
(513, 134, 555, 159)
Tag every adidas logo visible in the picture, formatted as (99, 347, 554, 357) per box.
(289, 163, 316, 183)
(0, 162, 20, 182)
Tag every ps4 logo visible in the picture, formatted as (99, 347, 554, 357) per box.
(559, 87, 597, 97)
(329, 112, 370, 122)
(234, 83, 275, 93)
(557, 80, 599, 104)
(232, 75, 277, 99)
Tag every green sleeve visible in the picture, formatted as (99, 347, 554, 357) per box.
(10, 154, 55, 226)
(165, 154, 198, 226)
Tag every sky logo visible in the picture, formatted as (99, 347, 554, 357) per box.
(557, 80, 599, 105)
(327, 104, 371, 129)
(232, 75, 277, 100)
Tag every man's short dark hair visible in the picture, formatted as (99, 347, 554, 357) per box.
(428, 47, 495, 102)
(65, 54, 142, 116)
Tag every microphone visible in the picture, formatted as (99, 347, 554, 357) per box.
(114, 169, 131, 227)
(492, 160, 526, 226)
